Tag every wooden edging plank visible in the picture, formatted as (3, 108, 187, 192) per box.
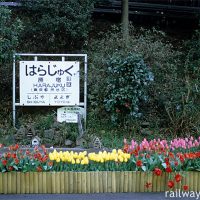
(64, 172, 69, 193)
(42, 172, 47, 193)
(197, 172, 200, 192)
(47, 172, 52, 193)
(77, 172, 81, 194)
(26, 172, 30, 194)
(136, 171, 141, 192)
(99, 171, 103, 193)
(86, 172, 91, 193)
(95, 172, 100, 193)
(81, 172, 87, 194)
(11, 172, 17, 194)
(7, 172, 11, 194)
(60, 172, 65, 194)
(102, 171, 107, 193)
(55, 172, 61, 194)
(73, 172, 77, 194)
(38, 172, 42, 194)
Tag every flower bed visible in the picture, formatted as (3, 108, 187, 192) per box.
(0, 137, 200, 194)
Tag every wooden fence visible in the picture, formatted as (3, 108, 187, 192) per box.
(0, 171, 199, 194)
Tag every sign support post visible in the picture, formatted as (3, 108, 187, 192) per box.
(13, 54, 16, 127)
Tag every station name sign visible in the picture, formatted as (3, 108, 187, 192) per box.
(19, 61, 80, 106)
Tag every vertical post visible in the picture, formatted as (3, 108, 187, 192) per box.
(13, 54, 16, 127)
(62, 57, 65, 61)
(121, 0, 129, 45)
(84, 55, 87, 130)
(34, 56, 38, 61)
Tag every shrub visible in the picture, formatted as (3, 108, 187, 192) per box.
(20, 0, 95, 52)
(0, 6, 23, 96)
(104, 52, 153, 123)
(87, 26, 181, 128)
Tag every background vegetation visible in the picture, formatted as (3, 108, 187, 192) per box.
(0, 1, 200, 147)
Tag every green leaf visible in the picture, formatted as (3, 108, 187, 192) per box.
(162, 163, 167, 169)
(13, 165, 18, 171)
(141, 166, 147, 172)
(2, 168, 6, 173)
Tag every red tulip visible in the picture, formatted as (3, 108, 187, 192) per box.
(154, 168, 162, 176)
(2, 160, 7, 166)
(168, 180, 174, 188)
(8, 166, 14, 171)
(166, 167, 172, 173)
(183, 185, 189, 191)
(145, 182, 152, 188)
(175, 174, 182, 182)
(136, 160, 143, 167)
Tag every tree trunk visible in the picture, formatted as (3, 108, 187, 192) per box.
(121, 0, 129, 44)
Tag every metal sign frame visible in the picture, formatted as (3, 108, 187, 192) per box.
(13, 53, 87, 128)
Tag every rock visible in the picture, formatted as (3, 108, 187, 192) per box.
(0, 128, 4, 134)
(44, 143, 53, 148)
(65, 139, 73, 146)
(44, 129, 55, 139)
(141, 122, 150, 128)
(76, 138, 87, 147)
(5, 135, 15, 144)
(141, 128, 152, 136)
(16, 125, 27, 137)
(53, 132, 62, 145)
(52, 121, 61, 129)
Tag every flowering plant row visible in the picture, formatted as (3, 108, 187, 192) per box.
(123, 137, 200, 172)
(0, 144, 131, 172)
(0, 136, 200, 174)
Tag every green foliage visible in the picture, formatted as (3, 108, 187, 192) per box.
(87, 26, 179, 126)
(104, 52, 153, 123)
(34, 114, 54, 131)
(0, 6, 23, 94)
(163, 29, 200, 135)
(87, 25, 200, 134)
(0, 7, 23, 63)
(21, 0, 95, 52)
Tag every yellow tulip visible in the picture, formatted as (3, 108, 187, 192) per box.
(49, 153, 54, 161)
(112, 149, 117, 154)
(71, 159, 75, 164)
(76, 159, 80, 164)
(83, 157, 89, 165)
(81, 160, 85, 165)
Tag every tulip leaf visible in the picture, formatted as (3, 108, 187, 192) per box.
(142, 166, 147, 172)
(13, 165, 18, 171)
(162, 163, 167, 169)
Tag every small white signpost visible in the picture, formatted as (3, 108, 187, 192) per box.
(13, 53, 87, 128)
(57, 106, 85, 123)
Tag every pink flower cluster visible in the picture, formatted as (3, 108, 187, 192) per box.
(124, 136, 200, 153)
(170, 136, 200, 151)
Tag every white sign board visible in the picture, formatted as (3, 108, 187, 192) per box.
(19, 61, 80, 106)
(57, 106, 85, 123)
